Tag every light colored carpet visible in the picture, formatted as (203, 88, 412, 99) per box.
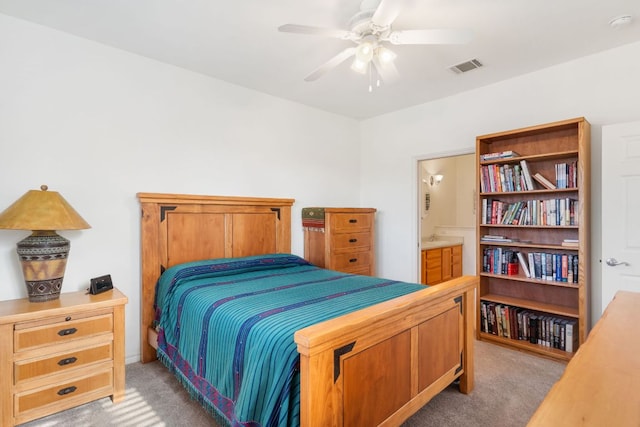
(20, 340, 565, 427)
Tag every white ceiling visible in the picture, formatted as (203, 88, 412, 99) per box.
(1, 0, 640, 120)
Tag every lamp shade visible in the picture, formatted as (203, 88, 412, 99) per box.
(0, 185, 90, 231)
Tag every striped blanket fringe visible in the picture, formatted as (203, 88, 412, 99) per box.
(157, 351, 233, 427)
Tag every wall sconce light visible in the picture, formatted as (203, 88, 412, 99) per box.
(430, 174, 444, 186)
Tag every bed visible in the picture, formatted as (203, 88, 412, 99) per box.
(138, 192, 477, 427)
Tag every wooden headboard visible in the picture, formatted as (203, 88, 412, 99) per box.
(137, 192, 294, 362)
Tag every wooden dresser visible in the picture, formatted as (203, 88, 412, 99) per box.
(528, 291, 640, 426)
(303, 207, 376, 276)
(0, 288, 127, 427)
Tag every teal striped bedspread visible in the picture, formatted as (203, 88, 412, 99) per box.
(155, 253, 424, 427)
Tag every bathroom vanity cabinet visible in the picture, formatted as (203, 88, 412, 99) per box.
(421, 244, 462, 285)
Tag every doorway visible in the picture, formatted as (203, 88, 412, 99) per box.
(418, 152, 477, 282)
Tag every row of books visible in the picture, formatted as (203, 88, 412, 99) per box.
(555, 162, 577, 189)
(480, 301, 579, 352)
(480, 159, 577, 193)
(479, 150, 519, 161)
(481, 198, 578, 226)
(479, 160, 534, 193)
(481, 247, 579, 283)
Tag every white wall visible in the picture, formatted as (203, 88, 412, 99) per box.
(0, 14, 361, 363)
(3, 13, 639, 362)
(360, 39, 640, 328)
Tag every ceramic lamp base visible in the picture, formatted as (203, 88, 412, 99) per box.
(16, 231, 69, 302)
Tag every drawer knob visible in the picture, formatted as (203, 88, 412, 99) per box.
(65, 316, 72, 321)
(349, 219, 357, 223)
(349, 238, 358, 243)
(57, 327, 78, 337)
(58, 357, 78, 366)
(57, 386, 77, 396)
(349, 258, 358, 263)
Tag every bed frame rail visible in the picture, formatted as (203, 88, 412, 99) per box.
(295, 275, 477, 427)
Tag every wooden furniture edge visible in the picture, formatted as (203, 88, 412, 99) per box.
(0, 288, 128, 324)
(295, 275, 477, 352)
(476, 116, 587, 140)
(528, 291, 640, 426)
(295, 275, 478, 426)
(137, 192, 295, 206)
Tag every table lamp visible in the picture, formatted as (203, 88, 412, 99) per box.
(0, 185, 90, 302)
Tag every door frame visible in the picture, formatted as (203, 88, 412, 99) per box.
(413, 148, 475, 283)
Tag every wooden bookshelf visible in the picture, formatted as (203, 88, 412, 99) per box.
(476, 117, 590, 361)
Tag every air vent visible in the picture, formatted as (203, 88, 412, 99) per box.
(449, 59, 483, 74)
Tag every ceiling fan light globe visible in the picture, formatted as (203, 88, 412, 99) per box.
(351, 57, 368, 74)
(355, 41, 374, 62)
(377, 46, 396, 63)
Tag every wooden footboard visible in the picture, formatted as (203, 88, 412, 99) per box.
(295, 275, 477, 427)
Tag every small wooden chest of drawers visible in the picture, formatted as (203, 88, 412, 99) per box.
(0, 288, 128, 426)
(303, 207, 376, 276)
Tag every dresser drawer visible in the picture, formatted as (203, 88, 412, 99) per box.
(15, 342, 113, 384)
(304, 208, 376, 277)
(330, 232, 371, 252)
(15, 314, 113, 352)
(331, 251, 372, 271)
(15, 369, 112, 414)
(330, 213, 372, 233)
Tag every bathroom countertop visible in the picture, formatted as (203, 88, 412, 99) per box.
(421, 236, 464, 250)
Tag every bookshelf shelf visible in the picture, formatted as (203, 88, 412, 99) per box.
(479, 150, 579, 166)
(478, 332, 574, 362)
(476, 117, 590, 361)
(480, 294, 580, 317)
(480, 241, 579, 251)
(479, 188, 578, 196)
(479, 273, 580, 289)
(480, 224, 579, 229)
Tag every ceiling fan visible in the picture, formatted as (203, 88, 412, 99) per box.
(278, 0, 473, 87)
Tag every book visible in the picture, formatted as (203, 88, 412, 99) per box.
(481, 235, 518, 243)
(565, 320, 578, 353)
(561, 254, 569, 282)
(480, 302, 489, 333)
(561, 239, 579, 248)
(517, 252, 531, 278)
(519, 160, 535, 190)
(533, 252, 543, 279)
(528, 252, 536, 279)
(532, 172, 557, 189)
(528, 315, 538, 344)
(545, 253, 554, 281)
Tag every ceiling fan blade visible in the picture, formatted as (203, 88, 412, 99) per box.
(304, 47, 356, 81)
(373, 57, 400, 84)
(388, 29, 473, 45)
(278, 24, 351, 39)
(371, 0, 403, 28)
